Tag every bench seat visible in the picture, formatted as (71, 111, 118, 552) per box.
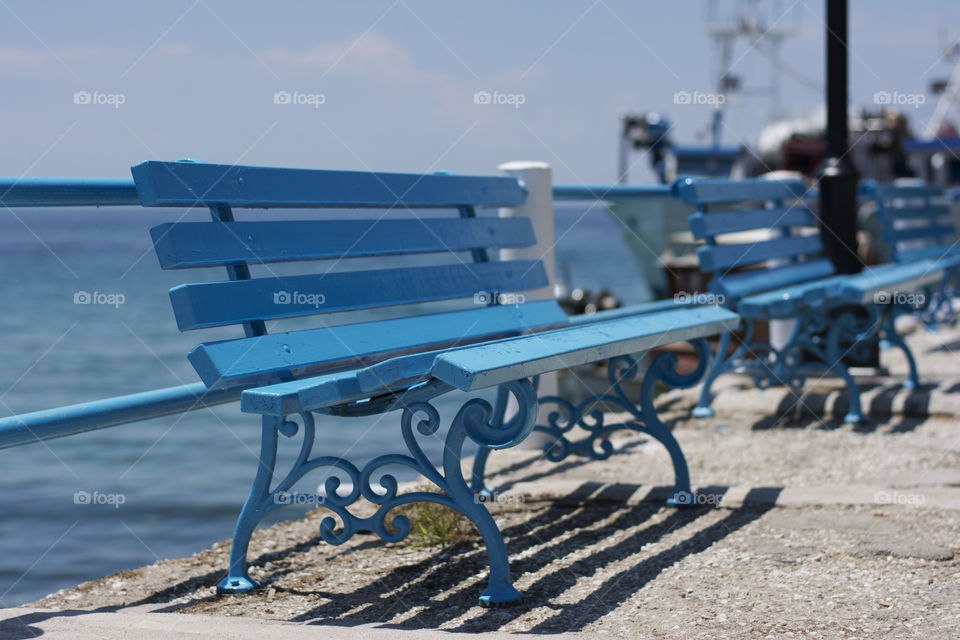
(241, 304, 739, 415)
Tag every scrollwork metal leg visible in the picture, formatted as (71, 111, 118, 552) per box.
(470, 384, 509, 498)
(221, 379, 538, 606)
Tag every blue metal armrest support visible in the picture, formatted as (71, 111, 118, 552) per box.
(674, 176, 944, 424)
(132, 160, 739, 607)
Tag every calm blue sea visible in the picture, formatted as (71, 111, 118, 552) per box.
(0, 202, 653, 606)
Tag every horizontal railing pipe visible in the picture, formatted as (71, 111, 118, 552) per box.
(552, 184, 672, 202)
(0, 178, 139, 207)
(0, 383, 241, 450)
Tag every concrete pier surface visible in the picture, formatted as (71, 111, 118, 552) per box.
(3, 317, 959, 639)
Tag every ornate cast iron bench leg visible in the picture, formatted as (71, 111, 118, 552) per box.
(471, 339, 714, 508)
(219, 379, 539, 607)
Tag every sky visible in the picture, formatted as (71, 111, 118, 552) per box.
(1, 0, 959, 184)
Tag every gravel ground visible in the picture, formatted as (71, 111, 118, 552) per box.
(20, 324, 960, 639)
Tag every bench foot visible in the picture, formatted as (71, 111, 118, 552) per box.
(667, 490, 697, 507)
(478, 586, 523, 607)
(843, 411, 865, 424)
(691, 405, 714, 419)
(216, 575, 259, 594)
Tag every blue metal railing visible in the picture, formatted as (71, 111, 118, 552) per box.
(0, 178, 138, 207)
(552, 184, 671, 201)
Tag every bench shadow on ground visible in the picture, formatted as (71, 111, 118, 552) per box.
(749, 380, 937, 433)
(0, 483, 781, 636)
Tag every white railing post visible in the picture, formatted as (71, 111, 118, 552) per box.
(498, 161, 557, 443)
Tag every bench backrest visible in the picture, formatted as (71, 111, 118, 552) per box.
(861, 180, 955, 263)
(673, 176, 829, 301)
(131, 160, 566, 389)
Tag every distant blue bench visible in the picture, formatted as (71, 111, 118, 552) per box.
(862, 180, 960, 328)
(674, 176, 946, 423)
(132, 160, 739, 607)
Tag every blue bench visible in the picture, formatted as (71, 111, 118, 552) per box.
(674, 176, 946, 424)
(132, 160, 739, 607)
(862, 180, 960, 328)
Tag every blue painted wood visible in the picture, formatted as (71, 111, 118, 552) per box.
(696, 235, 823, 272)
(240, 305, 739, 414)
(835, 260, 944, 303)
(169, 259, 547, 331)
(432, 307, 739, 391)
(0, 178, 139, 207)
(873, 184, 946, 199)
(889, 225, 956, 244)
(876, 204, 951, 222)
(190, 300, 568, 388)
(711, 259, 836, 301)
(898, 245, 960, 264)
(688, 206, 816, 239)
(673, 176, 806, 205)
(151, 218, 536, 269)
(132, 161, 526, 209)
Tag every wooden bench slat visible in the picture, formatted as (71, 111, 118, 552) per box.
(132, 161, 526, 209)
(874, 184, 946, 199)
(170, 259, 548, 331)
(710, 258, 836, 301)
(674, 177, 806, 205)
(889, 224, 957, 244)
(835, 261, 944, 303)
(430, 306, 739, 392)
(696, 234, 823, 272)
(151, 218, 536, 269)
(191, 300, 568, 389)
(688, 206, 816, 239)
(897, 245, 960, 263)
(877, 204, 951, 222)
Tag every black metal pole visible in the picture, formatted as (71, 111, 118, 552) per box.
(815, 0, 861, 274)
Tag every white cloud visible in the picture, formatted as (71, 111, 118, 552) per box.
(0, 46, 48, 67)
(266, 32, 419, 85)
(157, 43, 194, 57)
